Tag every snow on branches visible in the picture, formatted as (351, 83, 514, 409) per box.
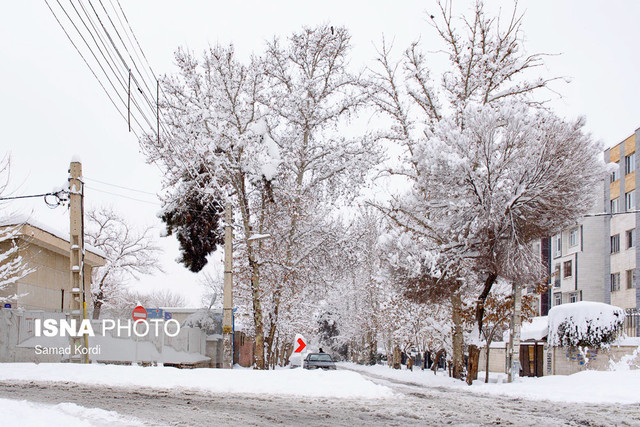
(0, 224, 34, 300)
(0, 156, 35, 299)
(85, 206, 163, 319)
(370, 0, 603, 326)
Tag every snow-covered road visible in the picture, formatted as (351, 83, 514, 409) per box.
(0, 373, 637, 426)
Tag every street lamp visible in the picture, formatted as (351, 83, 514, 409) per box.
(222, 201, 271, 369)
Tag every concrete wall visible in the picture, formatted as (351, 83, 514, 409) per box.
(549, 345, 639, 375)
(479, 342, 640, 376)
(478, 345, 507, 374)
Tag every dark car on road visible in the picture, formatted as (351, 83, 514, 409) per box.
(303, 353, 337, 370)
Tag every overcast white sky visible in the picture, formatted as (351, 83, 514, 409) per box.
(1, 1, 638, 307)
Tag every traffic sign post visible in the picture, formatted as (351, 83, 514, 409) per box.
(294, 336, 307, 353)
(146, 308, 163, 319)
(132, 306, 147, 322)
(290, 334, 307, 368)
(132, 306, 147, 365)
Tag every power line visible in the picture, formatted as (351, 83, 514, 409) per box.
(44, 0, 173, 176)
(0, 190, 69, 208)
(85, 185, 160, 206)
(44, 0, 212, 187)
(44, 0, 130, 130)
(83, 176, 158, 196)
(0, 193, 55, 201)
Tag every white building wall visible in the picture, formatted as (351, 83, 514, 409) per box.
(549, 181, 606, 308)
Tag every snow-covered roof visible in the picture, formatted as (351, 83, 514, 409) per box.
(520, 316, 548, 341)
(0, 214, 107, 261)
(502, 316, 548, 342)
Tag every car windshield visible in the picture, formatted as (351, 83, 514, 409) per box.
(309, 354, 333, 362)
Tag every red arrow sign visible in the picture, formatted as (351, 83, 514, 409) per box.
(132, 305, 147, 322)
(294, 337, 306, 353)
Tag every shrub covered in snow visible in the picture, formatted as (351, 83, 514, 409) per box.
(548, 302, 625, 348)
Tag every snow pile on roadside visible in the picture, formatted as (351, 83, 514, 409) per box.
(340, 362, 465, 389)
(340, 362, 640, 404)
(472, 369, 640, 404)
(0, 398, 146, 426)
(0, 363, 393, 399)
(609, 345, 640, 370)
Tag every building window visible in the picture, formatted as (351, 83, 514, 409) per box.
(554, 292, 562, 306)
(627, 269, 635, 289)
(569, 228, 578, 247)
(611, 165, 619, 182)
(569, 292, 579, 303)
(563, 260, 572, 278)
(611, 198, 620, 214)
(626, 191, 636, 211)
(625, 154, 635, 175)
(611, 234, 620, 253)
(627, 229, 635, 249)
(554, 234, 562, 257)
(611, 273, 621, 292)
(553, 264, 561, 287)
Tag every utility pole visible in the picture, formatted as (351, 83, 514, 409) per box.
(69, 161, 89, 363)
(222, 202, 233, 369)
(507, 282, 523, 382)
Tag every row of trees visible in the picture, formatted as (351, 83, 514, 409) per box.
(137, 1, 603, 374)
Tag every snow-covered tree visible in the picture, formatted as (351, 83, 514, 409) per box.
(86, 206, 163, 319)
(198, 268, 223, 309)
(369, 1, 603, 383)
(0, 155, 34, 300)
(258, 24, 379, 367)
(103, 288, 186, 319)
(144, 27, 378, 369)
(142, 43, 278, 368)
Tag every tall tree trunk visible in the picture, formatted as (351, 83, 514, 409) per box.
(392, 345, 401, 369)
(432, 348, 445, 374)
(235, 175, 267, 370)
(466, 273, 498, 384)
(451, 292, 464, 380)
(368, 332, 377, 365)
(92, 297, 103, 320)
(466, 345, 479, 385)
(265, 167, 305, 367)
(485, 344, 491, 383)
(249, 258, 265, 369)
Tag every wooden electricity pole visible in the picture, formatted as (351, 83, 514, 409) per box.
(507, 282, 523, 382)
(69, 161, 89, 363)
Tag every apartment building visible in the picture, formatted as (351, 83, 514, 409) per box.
(604, 129, 640, 310)
(543, 128, 640, 314)
(545, 181, 608, 314)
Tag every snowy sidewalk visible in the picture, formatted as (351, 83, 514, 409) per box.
(340, 362, 640, 404)
(0, 398, 147, 426)
(0, 363, 393, 399)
